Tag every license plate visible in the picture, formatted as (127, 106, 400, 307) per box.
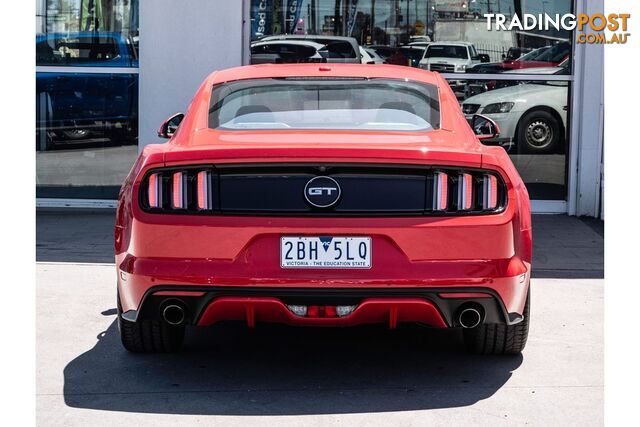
(280, 236, 372, 269)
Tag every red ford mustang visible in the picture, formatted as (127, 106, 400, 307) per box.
(115, 64, 532, 354)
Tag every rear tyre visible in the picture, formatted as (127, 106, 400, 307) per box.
(117, 294, 185, 353)
(463, 291, 530, 355)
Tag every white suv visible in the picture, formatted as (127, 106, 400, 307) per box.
(419, 42, 486, 73)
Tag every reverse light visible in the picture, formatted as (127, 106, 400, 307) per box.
(457, 173, 474, 210)
(171, 172, 188, 209)
(287, 305, 307, 317)
(433, 171, 449, 211)
(147, 173, 162, 208)
(482, 174, 498, 210)
(336, 305, 357, 317)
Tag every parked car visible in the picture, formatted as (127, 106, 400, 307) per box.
(407, 41, 431, 48)
(409, 35, 431, 44)
(367, 45, 398, 62)
(359, 46, 385, 64)
(364, 45, 423, 66)
(250, 40, 325, 64)
(506, 42, 570, 70)
(503, 47, 534, 61)
(397, 46, 427, 67)
(36, 32, 138, 150)
(467, 43, 569, 74)
(462, 77, 568, 153)
(467, 47, 550, 73)
(116, 64, 532, 355)
(463, 59, 570, 98)
(419, 41, 489, 73)
(257, 35, 361, 63)
(36, 31, 138, 67)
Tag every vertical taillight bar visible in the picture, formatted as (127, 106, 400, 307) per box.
(147, 173, 162, 208)
(433, 171, 448, 211)
(457, 173, 474, 210)
(171, 172, 188, 209)
(482, 174, 498, 210)
(197, 171, 212, 210)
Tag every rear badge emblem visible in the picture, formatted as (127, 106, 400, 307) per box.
(304, 176, 341, 208)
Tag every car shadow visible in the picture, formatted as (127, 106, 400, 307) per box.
(63, 310, 522, 416)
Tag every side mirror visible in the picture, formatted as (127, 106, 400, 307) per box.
(471, 114, 500, 140)
(479, 54, 490, 63)
(157, 113, 184, 139)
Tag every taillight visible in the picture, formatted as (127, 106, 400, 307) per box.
(482, 174, 498, 210)
(457, 173, 474, 211)
(197, 171, 211, 210)
(171, 172, 187, 209)
(141, 167, 504, 215)
(147, 173, 162, 208)
(429, 170, 504, 213)
(433, 171, 449, 211)
(142, 168, 215, 212)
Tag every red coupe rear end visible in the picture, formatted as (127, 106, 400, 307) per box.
(115, 64, 532, 354)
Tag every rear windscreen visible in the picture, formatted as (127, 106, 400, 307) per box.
(208, 78, 440, 132)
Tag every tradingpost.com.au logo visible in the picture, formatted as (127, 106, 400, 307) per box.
(485, 13, 631, 44)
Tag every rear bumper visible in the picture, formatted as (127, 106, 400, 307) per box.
(117, 204, 531, 328)
(117, 252, 530, 317)
(119, 272, 529, 329)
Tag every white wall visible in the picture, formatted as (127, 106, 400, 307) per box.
(570, 0, 605, 217)
(139, 0, 246, 147)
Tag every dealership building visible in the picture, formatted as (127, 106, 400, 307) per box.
(36, 0, 603, 217)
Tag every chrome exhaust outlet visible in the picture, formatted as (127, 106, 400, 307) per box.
(458, 307, 482, 329)
(162, 304, 186, 326)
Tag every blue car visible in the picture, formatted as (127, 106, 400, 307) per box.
(36, 32, 138, 150)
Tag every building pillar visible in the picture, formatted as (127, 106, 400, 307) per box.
(139, 0, 245, 147)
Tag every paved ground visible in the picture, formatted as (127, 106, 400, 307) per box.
(37, 145, 137, 187)
(36, 211, 603, 426)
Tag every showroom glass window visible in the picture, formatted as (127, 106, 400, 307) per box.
(249, 0, 574, 202)
(36, 0, 139, 200)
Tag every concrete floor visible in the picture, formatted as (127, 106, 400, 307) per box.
(36, 212, 603, 426)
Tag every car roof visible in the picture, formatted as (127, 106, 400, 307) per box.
(503, 66, 565, 75)
(208, 63, 443, 86)
(253, 40, 326, 48)
(36, 31, 123, 40)
(427, 41, 473, 47)
(260, 35, 358, 42)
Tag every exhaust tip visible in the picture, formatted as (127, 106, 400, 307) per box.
(458, 307, 483, 329)
(162, 304, 186, 326)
